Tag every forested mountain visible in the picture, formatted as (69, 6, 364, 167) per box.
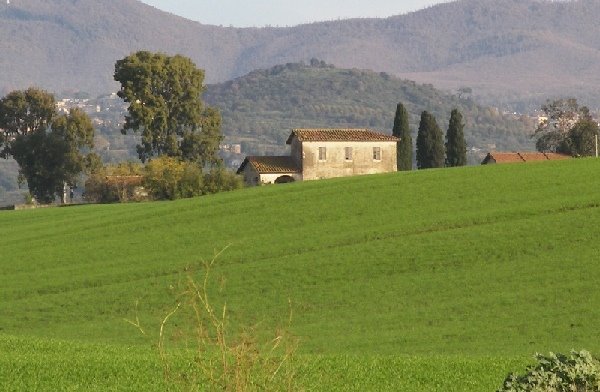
(205, 61, 534, 158)
(1, 0, 600, 107)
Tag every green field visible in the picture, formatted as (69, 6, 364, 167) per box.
(2, 158, 600, 390)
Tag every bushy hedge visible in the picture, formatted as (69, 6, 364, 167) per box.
(85, 157, 243, 203)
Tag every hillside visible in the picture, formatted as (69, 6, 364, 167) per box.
(205, 61, 535, 157)
(3, 159, 600, 348)
(1, 0, 600, 107)
(3, 158, 600, 389)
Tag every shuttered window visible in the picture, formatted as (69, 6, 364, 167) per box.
(345, 147, 353, 161)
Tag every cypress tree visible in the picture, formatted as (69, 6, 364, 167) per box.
(416, 111, 444, 169)
(445, 109, 467, 167)
(392, 102, 413, 171)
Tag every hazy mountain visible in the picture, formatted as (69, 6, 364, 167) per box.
(1, 0, 600, 107)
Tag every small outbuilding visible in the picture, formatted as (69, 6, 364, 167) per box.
(237, 156, 302, 186)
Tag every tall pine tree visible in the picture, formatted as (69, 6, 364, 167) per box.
(416, 111, 444, 169)
(392, 102, 412, 171)
(445, 109, 467, 167)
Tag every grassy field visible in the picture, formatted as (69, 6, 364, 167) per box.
(2, 158, 600, 390)
(0, 335, 529, 391)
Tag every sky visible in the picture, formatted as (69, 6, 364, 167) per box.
(139, 0, 453, 27)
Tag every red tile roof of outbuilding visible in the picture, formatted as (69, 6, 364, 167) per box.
(482, 152, 571, 164)
(237, 156, 300, 174)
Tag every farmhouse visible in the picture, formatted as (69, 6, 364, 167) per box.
(481, 152, 570, 164)
(237, 128, 399, 186)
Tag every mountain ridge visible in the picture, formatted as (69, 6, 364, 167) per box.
(1, 0, 600, 106)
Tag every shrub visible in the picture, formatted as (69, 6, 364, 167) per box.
(498, 350, 600, 392)
(178, 163, 205, 199)
(84, 162, 144, 203)
(144, 157, 243, 200)
(143, 156, 188, 200)
(203, 166, 244, 195)
(85, 157, 243, 203)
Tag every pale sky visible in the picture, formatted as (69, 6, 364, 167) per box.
(139, 0, 453, 27)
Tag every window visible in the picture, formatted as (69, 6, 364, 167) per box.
(373, 147, 381, 160)
(318, 147, 327, 161)
(345, 147, 353, 161)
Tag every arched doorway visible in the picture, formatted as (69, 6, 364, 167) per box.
(274, 175, 295, 184)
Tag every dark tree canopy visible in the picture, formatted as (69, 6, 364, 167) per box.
(534, 98, 591, 153)
(114, 51, 222, 165)
(11, 130, 70, 203)
(445, 109, 467, 167)
(392, 102, 412, 171)
(416, 111, 444, 169)
(562, 119, 600, 157)
(0, 87, 56, 158)
(0, 89, 96, 203)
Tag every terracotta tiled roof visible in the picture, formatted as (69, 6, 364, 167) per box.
(237, 156, 300, 174)
(482, 152, 571, 164)
(286, 128, 399, 144)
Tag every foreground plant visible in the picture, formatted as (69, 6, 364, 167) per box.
(498, 350, 600, 392)
(128, 248, 299, 391)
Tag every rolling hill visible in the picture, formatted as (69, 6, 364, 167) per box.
(1, 0, 600, 107)
(2, 158, 600, 389)
(205, 61, 535, 157)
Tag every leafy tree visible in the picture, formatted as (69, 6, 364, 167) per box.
(114, 51, 222, 165)
(180, 106, 222, 166)
(562, 118, 600, 157)
(445, 109, 467, 167)
(11, 130, 70, 203)
(0, 89, 96, 203)
(416, 111, 444, 169)
(534, 98, 591, 153)
(0, 87, 56, 158)
(392, 102, 412, 171)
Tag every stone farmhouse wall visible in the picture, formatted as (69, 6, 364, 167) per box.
(296, 140, 397, 180)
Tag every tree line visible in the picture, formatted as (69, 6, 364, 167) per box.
(1, 50, 596, 204)
(0, 51, 240, 204)
(392, 103, 467, 170)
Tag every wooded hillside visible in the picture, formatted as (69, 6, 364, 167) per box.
(205, 61, 535, 157)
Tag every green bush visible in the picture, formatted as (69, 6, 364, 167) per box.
(203, 166, 244, 195)
(143, 157, 243, 200)
(498, 350, 600, 392)
(143, 156, 187, 200)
